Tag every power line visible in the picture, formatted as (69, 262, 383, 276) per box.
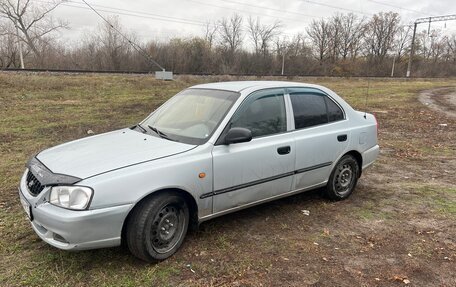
(301, 0, 372, 16)
(366, 0, 436, 17)
(64, 3, 205, 26)
(62, 0, 312, 36)
(67, 0, 207, 26)
(66, 1, 301, 38)
(80, 0, 166, 71)
(187, 0, 316, 24)
(33, 0, 207, 26)
(32, 0, 300, 41)
(185, 0, 313, 38)
(217, 0, 321, 19)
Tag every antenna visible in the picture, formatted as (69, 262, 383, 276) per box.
(364, 78, 370, 119)
(81, 0, 165, 72)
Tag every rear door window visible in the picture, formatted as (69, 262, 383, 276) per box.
(325, 97, 344, 122)
(290, 93, 328, 129)
(288, 88, 344, 129)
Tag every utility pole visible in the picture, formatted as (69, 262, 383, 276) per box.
(406, 14, 456, 78)
(15, 20, 25, 69)
(406, 22, 417, 78)
(391, 54, 396, 77)
(280, 39, 287, 76)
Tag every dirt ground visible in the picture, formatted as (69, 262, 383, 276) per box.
(0, 74, 455, 287)
(419, 87, 456, 117)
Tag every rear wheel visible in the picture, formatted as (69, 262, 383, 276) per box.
(126, 192, 189, 262)
(325, 154, 360, 201)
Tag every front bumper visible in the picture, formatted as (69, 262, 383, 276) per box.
(19, 171, 133, 251)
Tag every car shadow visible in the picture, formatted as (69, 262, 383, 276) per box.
(196, 187, 325, 232)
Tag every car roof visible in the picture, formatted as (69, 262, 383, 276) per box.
(189, 81, 317, 92)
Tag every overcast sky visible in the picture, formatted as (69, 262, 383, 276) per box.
(51, 0, 456, 45)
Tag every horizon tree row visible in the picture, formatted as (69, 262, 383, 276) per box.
(0, 0, 455, 77)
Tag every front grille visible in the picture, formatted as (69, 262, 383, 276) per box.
(26, 171, 45, 196)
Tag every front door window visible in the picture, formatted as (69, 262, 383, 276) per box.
(230, 90, 287, 138)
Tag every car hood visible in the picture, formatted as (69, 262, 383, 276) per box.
(36, 128, 196, 179)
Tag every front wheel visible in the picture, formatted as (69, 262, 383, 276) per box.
(126, 192, 189, 262)
(325, 154, 360, 201)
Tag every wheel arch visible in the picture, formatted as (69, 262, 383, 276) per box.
(121, 188, 199, 246)
(343, 150, 363, 177)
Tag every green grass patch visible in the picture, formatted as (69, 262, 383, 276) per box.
(405, 184, 456, 216)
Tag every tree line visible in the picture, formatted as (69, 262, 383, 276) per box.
(1, 0, 455, 77)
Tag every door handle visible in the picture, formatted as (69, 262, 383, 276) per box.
(277, 146, 291, 155)
(337, 134, 347, 142)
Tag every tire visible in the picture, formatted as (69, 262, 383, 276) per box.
(325, 154, 360, 201)
(126, 192, 189, 262)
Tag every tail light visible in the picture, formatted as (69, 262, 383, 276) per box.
(373, 114, 378, 134)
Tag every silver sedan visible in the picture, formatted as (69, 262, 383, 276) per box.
(18, 81, 379, 262)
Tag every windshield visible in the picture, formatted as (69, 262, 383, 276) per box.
(141, 88, 240, 145)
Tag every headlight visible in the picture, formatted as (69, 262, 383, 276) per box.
(50, 186, 93, 210)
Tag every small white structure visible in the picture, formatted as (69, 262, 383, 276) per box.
(155, 70, 173, 80)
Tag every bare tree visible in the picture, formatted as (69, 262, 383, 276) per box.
(273, 36, 287, 74)
(274, 33, 314, 75)
(364, 12, 401, 62)
(97, 16, 136, 70)
(247, 17, 261, 54)
(445, 34, 456, 62)
(203, 21, 217, 48)
(307, 19, 331, 62)
(416, 30, 430, 59)
(393, 25, 412, 59)
(335, 13, 366, 60)
(428, 30, 446, 63)
(274, 36, 286, 56)
(328, 14, 342, 61)
(76, 34, 103, 70)
(218, 14, 243, 55)
(247, 17, 281, 56)
(0, 20, 20, 68)
(0, 0, 67, 58)
(285, 34, 307, 57)
(0, 19, 6, 35)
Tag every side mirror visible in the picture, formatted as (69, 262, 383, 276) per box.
(224, 127, 252, 145)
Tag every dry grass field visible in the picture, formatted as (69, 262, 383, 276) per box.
(0, 73, 455, 286)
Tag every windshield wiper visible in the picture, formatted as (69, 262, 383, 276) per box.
(135, 124, 147, 133)
(147, 125, 179, 142)
(147, 125, 164, 137)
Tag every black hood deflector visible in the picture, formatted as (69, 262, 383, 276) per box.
(27, 156, 81, 186)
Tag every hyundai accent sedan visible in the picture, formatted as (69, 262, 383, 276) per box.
(19, 81, 379, 262)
